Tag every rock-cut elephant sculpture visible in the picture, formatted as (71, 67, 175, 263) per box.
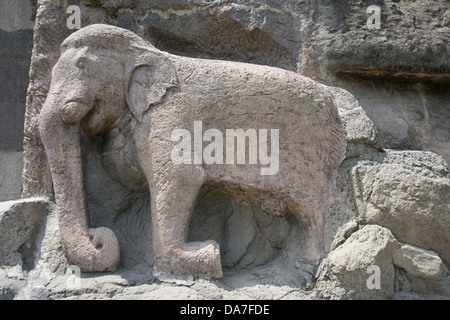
(39, 24, 346, 279)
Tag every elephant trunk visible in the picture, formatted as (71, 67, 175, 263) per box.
(39, 102, 120, 272)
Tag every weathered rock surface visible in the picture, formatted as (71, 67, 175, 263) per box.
(320, 147, 450, 299)
(2, 166, 450, 300)
(21, 0, 450, 198)
(0, 198, 56, 299)
(0, 0, 448, 300)
(316, 225, 400, 300)
(0, 198, 52, 263)
(330, 86, 378, 147)
(307, 0, 450, 81)
(36, 22, 346, 279)
(394, 245, 447, 281)
(0, 0, 36, 201)
(393, 244, 450, 297)
(1, 197, 315, 299)
(352, 150, 450, 265)
(393, 244, 449, 296)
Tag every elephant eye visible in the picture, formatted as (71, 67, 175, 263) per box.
(76, 59, 86, 69)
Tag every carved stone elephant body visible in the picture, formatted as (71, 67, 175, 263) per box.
(39, 24, 346, 279)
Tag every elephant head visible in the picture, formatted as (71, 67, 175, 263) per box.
(39, 24, 178, 272)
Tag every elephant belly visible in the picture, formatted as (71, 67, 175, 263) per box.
(146, 68, 345, 214)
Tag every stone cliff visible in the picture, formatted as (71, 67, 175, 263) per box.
(0, 0, 448, 300)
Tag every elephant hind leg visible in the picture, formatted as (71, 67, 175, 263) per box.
(149, 168, 223, 280)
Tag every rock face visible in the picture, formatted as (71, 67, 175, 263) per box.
(0, 198, 51, 262)
(393, 245, 447, 281)
(393, 244, 450, 296)
(353, 151, 450, 265)
(38, 23, 346, 280)
(0, 0, 36, 201)
(21, 0, 450, 199)
(316, 225, 400, 300)
(319, 148, 450, 299)
(0, 0, 448, 300)
(0, 198, 56, 299)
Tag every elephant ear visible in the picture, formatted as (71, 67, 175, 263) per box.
(126, 56, 178, 122)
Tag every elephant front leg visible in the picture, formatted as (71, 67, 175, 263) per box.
(149, 170, 223, 280)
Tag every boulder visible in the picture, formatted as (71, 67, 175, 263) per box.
(394, 244, 448, 280)
(316, 225, 400, 300)
(352, 150, 450, 265)
(0, 198, 51, 261)
(329, 86, 378, 147)
(393, 244, 449, 296)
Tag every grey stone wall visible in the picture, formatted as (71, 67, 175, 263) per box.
(0, 0, 36, 201)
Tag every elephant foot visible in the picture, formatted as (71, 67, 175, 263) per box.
(61, 226, 120, 273)
(153, 240, 223, 283)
